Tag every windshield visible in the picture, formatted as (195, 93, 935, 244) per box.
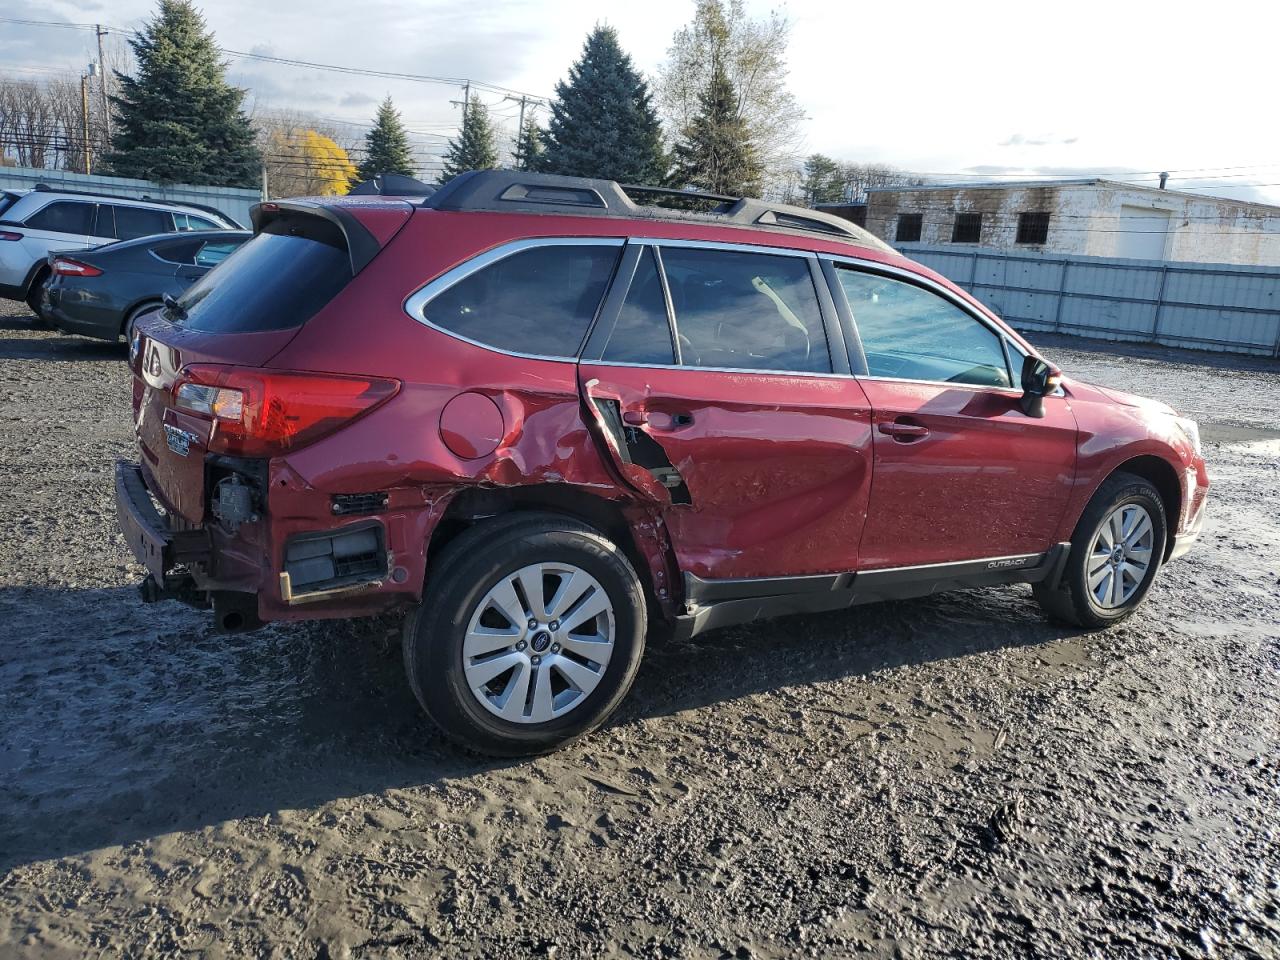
(174, 216, 351, 333)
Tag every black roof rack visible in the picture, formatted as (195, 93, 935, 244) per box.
(425, 171, 894, 252)
(30, 183, 243, 229)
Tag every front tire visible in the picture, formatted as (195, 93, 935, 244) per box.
(403, 513, 646, 756)
(1034, 471, 1167, 628)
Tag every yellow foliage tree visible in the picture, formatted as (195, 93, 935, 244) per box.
(300, 130, 356, 196)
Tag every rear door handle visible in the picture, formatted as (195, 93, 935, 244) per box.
(878, 421, 930, 441)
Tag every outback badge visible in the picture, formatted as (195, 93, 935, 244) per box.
(164, 423, 195, 457)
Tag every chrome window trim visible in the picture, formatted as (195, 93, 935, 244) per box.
(403, 236, 626, 362)
(824, 255, 1032, 390)
(580, 358, 858, 381)
(630, 235, 819, 262)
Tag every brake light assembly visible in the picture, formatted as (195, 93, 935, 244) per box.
(173, 364, 400, 458)
(50, 257, 103, 277)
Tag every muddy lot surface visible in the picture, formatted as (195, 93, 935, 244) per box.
(1, 305, 1278, 958)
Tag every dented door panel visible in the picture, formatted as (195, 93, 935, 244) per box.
(580, 363, 874, 580)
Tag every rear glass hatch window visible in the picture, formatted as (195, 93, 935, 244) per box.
(171, 213, 352, 333)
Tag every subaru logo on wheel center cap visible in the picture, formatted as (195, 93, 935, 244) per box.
(530, 630, 552, 653)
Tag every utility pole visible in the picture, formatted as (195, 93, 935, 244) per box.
(95, 25, 112, 143)
(261, 162, 269, 201)
(80, 73, 92, 174)
(504, 93, 534, 167)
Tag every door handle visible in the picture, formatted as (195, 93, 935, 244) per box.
(621, 410, 648, 426)
(878, 421, 930, 441)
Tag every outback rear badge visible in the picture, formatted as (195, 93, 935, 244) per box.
(164, 423, 195, 457)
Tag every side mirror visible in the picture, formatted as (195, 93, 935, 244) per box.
(1019, 356, 1061, 418)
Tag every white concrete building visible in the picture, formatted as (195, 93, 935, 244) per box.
(865, 179, 1280, 266)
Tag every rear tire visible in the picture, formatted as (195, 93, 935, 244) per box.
(1033, 471, 1167, 628)
(25, 271, 50, 328)
(403, 512, 647, 756)
(122, 301, 159, 344)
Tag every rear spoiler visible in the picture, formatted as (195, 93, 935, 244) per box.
(250, 199, 412, 275)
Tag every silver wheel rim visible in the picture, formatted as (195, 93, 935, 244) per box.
(1087, 503, 1154, 609)
(463, 562, 615, 724)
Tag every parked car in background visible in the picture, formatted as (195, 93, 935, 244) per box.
(0, 185, 240, 320)
(116, 171, 1210, 756)
(43, 230, 249, 344)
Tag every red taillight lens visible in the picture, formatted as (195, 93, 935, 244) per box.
(0, 231, 22, 241)
(173, 364, 400, 458)
(51, 257, 103, 277)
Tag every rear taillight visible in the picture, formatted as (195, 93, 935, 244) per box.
(0, 231, 22, 241)
(173, 364, 400, 458)
(50, 257, 103, 277)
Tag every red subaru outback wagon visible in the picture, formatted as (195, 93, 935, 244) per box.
(117, 171, 1209, 755)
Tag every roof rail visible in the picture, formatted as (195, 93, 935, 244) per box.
(425, 171, 893, 252)
(30, 183, 243, 228)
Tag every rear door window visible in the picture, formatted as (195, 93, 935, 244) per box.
(659, 246, 831, 373)
(175, 215, 353, 333)
(114, 205, 174, 240)
(601, 247, 676, 365)
(836, 268, 1012, 388)
(24, 201, 95, 235)
(421, 242, 620, 358)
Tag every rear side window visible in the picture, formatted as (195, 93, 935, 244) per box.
(152, 238, 204, 264)
(24, 201, 94, 234)
(175, 215, 352, 333)
(194, 239, 242, 267)
(175, 212, 220, 231)
(837, 269, 1012, 387)
(660, 246, 831, 373)
(423, 243, 619, 358)
(601, 247, 676, 365)
(114, 205, 174, 240)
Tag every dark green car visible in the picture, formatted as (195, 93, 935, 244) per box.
(42, 229, 249, 344)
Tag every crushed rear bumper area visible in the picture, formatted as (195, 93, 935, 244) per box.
(115, 460, 211, 584)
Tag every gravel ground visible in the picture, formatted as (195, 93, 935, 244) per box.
(1, 303, 1278, 958)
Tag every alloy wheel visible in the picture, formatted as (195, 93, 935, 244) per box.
(1086, 503, 1155, 609)
(462, 562, 615, 724)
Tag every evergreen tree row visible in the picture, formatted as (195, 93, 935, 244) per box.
(104, 1, 771, 199)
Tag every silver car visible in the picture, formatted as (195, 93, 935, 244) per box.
(0, 187, 239, 319)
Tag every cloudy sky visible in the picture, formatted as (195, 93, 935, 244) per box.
(5, 0, 1279, 203)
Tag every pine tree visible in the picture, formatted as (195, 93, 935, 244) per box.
(673, 58, 761, 196)
(541, 26, 667, 183)
(354, 97, 416, 182)
(438, 100, 499, 183)
(105, 0, 260, 187)
(801, 154, 844, 205)
(512, 113, 544, 171)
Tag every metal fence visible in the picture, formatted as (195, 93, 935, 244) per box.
(904, 244, 1280, 358)
(0, 166, 260, 228)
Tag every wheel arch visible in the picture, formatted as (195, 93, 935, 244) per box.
(21, 259, 49, 299)
(426, 484, 677, 620)
(1095, 455, 1182, 560)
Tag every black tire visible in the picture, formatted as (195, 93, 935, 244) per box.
(1033, 471, 1167, 628)
(122, 301, 159, 344)
(403, 512, 647, 756)
(25, 271, 50, 328)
